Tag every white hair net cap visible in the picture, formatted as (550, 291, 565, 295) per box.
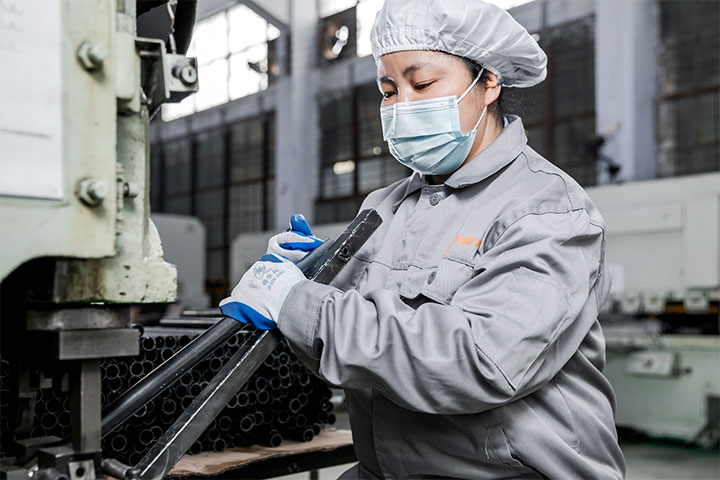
(370, 0, 547, 88)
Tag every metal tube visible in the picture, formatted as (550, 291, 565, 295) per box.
(217, 416, 232, 432)
(128, 452, 142, 468)
(254, 377, 268, 392)
(129, 362, 144, 377)
(269, 377, 281, 390)
(58, 411, 72, 428)
(260, 429, 282, 448)
(256, 390, 270, 405)
(143, 349, 158, 363)
(253, 411, 265, 425)
(175, 385, 189, 398)
(110, 434, 128, 452)
(141, 337, 156, 351)
(208, 357, 223, 373)
(160, 414, 175, 426)
(188, 441, 202, 455)
(237, 414, 254, 433)
(189, 384, 202, 397)
(150, 426, 163, 441)
(212, 438, 226, 452)
(106, 363, 121, 379)
(107, 376, 123, 392)
(206, 428, 219, 442)
(41, 413, 57, 430)
(179, 373, 192, 387)
(289, 398, 302, 414)
(164, 336, 176, 349)
(141, 361, 154, 375)
(139, 429, 154, 446)
(296, 414, 307, 428)
(161, 399, 175, 416)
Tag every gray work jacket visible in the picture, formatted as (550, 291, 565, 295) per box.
(278, 115, 626, 479)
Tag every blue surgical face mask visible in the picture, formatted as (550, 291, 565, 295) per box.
(380, 69, 487, 176)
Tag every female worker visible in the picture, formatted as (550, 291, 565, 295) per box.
(220, 0, 626, 478)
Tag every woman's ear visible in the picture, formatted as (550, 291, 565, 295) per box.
(483, 72, 502, 105)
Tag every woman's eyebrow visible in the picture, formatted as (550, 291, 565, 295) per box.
(402, 62, 433, 79)
(377, 61, 436, 85)
(377, 76, 395, 86)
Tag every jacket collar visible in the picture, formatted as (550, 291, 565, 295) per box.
(391, 115, 527, 209)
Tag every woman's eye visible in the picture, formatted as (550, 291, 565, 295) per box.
(415, 82, 433, 90)
(382, 91, 396, 99)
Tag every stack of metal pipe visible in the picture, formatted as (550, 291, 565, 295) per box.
(99, 328, 335, 465)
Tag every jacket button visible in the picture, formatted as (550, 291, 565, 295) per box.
(429, 194, 440, 206)
(427, 271, 436, 284)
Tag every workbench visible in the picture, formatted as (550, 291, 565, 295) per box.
(167, 429, 355, 479)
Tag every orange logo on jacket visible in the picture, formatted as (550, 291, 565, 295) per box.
(446, 236, 481, 252)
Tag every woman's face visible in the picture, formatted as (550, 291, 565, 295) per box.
(377, 50, 500, 135)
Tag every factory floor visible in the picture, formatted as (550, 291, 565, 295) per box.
(272, 411, 720, 480)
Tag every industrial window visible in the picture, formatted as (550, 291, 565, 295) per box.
(656, 0, 719, 177)
(316, 83, 409, 223)
(512, 16, 597, 186)
(162, 4, 281, 121)
(150, 115, 275, 304)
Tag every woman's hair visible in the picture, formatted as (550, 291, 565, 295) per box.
(456, 55, 509, 129)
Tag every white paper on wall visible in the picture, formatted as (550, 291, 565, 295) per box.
(0, 0, 63, 199)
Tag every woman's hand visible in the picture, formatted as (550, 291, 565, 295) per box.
(219, 254, 306, 330)
(266, 214, 323, 263)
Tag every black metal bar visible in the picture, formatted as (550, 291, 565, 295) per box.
(134, 329, 282, 479)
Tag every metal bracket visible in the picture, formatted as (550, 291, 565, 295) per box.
(134, 38, 198, 111)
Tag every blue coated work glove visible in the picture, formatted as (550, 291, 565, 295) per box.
(266, 214, 323, 263)
(219, 254, 306, 330)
